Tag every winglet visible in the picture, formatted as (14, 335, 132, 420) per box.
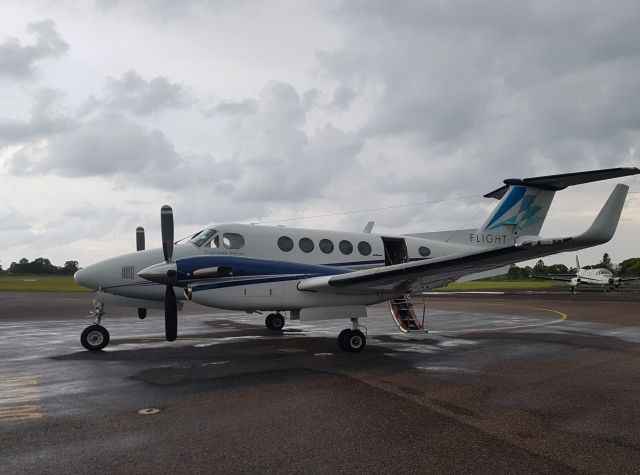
(574, 184, 628, 246)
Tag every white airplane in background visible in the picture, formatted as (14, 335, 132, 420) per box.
(74, 167, 639, 352)
(532, 255, 640, 293)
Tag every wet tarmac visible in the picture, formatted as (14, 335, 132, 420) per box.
(1, 291, 639, 474)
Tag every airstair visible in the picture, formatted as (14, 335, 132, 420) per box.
(389, 295, 426, 333)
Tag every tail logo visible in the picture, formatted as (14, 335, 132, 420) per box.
(485, 186, 545, 232)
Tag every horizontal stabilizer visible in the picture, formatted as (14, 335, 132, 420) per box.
(484, 167, 639, 199)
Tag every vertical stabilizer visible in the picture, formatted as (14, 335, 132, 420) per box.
(576, 255, 581, 272)
(478, 186, 556, 240)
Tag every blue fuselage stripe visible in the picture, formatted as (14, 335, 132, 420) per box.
(192, 275, 307, 292)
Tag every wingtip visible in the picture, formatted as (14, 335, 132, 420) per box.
(576, 183, 629, 245)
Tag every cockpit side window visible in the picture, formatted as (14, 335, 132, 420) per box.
(205, 235, 220, 249)
(190, 228, 216, 247)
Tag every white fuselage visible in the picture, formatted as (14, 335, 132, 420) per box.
(75, 223, 488, 313)
(572, 268, 616, 287)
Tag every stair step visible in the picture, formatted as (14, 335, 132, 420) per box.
(389, 295, 425, 333)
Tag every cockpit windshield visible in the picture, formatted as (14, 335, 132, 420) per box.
(190, 228, 216, 247)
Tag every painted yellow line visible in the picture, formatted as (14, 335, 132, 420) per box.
(431, 305, 568, 334)
(0, 373, 35, 384)
(0, 404, 42, 420)
(0, 373, 42, 422)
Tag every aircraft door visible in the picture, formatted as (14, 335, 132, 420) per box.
(381, 237, 408, 266)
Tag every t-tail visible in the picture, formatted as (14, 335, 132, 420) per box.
(424, 167, 639, 249)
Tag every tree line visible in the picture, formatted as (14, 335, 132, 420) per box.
(505, 253, 640, 280)
(0, 258, 79, 276)
(1, 253, 639, 280)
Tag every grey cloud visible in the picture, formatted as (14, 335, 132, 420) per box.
(104, 70, 191, 115)
(330, 85, 356, 110)
(301, 88, 321, 110)
(314, 0, 640, 199)
(226, 80, 363, 202)
(0, 89, 74, 145)
(205, 99, 258, 116)
(95, 0, 242, 20)
(6, 112, 199, 188)
(0, 20, 68, 79)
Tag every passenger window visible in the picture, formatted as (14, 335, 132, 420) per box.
(358, 241, 372, 256)
(278, 236, 294, 252)
(319, 239, 334, 254)
(223, 233, 245, 249)
(299, 237, 314, 253)
(339, 240, 353, 255)
(418, 246, 431, 257)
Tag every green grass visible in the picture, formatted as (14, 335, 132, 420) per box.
(0, 275, 559, 293)
(436, 280, 560, 291)
(0, 275, 91, 292)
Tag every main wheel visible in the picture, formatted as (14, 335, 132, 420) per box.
(81, 324, 110, 351)
(265, 313, 285, 331)
(340, 329, 366, 353)
(337, 329, 351, 350)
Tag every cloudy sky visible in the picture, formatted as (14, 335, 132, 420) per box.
(1, 0, 639, 270)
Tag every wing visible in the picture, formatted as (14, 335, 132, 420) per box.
(299, 184, 628, 295)
(619, 276, 640, 282)
(530, 275, 576, 282)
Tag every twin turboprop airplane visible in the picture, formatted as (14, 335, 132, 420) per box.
(532, 255, 640, 293)
(74, 167, 639, 352)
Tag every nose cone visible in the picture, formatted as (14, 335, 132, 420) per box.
(138, 262, 177, 285)
(74, 265, 99, 290)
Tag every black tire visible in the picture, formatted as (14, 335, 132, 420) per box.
(265, 313, 285, 331)
(338, 329, 351, 351)
(344, 330, 366, 353)
(81, 325, 110, 351)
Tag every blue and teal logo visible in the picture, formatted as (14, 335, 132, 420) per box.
(485, 186, 544, 231)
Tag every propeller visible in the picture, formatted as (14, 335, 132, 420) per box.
(160, 205, 177, 341)
(136, 226, 147, 319)
(161, 205, 174, 262)
(136, 226, 145, 251)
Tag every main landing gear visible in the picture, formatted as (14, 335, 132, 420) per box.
(265, 313, 285, 331)
(338, 318, 366, 353)
(81, 300, 110, 351)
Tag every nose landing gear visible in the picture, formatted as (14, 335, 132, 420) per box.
(80, 300, 110, 351)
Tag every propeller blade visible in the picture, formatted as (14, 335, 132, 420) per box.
(161, 205, 174, 262)
(136, 226, 145, 251)
(164, 286, 177, 342)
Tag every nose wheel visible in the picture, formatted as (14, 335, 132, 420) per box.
(81, 324, 110, 351)
(80, 298, 110, 351)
